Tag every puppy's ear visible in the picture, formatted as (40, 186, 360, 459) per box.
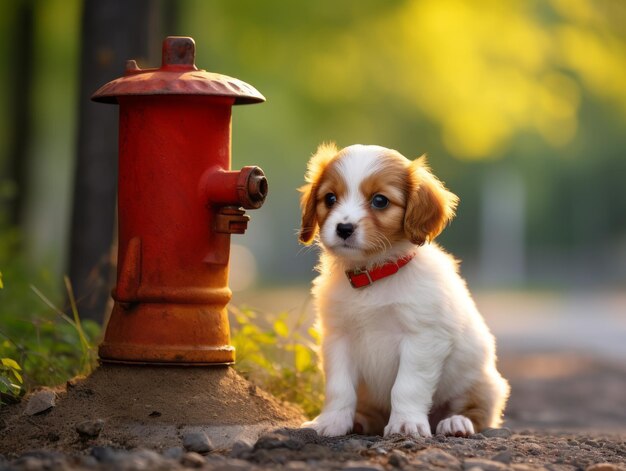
(298, 142, 339, 244)
(404, 157, 459, 245)
(299, 183, 318, 244)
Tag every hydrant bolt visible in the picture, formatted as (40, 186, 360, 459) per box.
(162, 36, 196, 69)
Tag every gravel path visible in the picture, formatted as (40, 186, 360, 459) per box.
(1, 427, 624, 470)
(1, 351, 624, 470)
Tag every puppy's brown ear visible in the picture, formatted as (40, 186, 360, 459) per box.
(404, 157, 459, 245)
(299, 182, 318, 244)
(298, 142, 339, 244)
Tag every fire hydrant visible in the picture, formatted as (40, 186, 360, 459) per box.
(92, 36, 267, 365)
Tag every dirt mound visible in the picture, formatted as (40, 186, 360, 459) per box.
(0, 365, 304, 455)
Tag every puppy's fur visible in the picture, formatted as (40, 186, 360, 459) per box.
(299, 143, 509, 437)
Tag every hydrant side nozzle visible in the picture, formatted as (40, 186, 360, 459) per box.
(199, 166, 268, 210)
(237, 166, 268, 210)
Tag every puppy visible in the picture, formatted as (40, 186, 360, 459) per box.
(298, 143, 509, 437)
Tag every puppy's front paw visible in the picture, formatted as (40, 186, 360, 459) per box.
(384, 414, 431, 437)
(436, 415, 475, 437)
(301, 409, 353, 437)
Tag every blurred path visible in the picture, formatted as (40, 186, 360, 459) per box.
(234, 288, 626, 360)
(477, 290, 626, 361)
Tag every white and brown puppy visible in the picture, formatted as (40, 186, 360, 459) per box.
(299, 143, 509, 437)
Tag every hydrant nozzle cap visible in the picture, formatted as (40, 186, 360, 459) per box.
(91, 36, 265, 105)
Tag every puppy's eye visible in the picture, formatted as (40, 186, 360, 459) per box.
(324, 193, 337, 208)
(371, 194, 389, 209)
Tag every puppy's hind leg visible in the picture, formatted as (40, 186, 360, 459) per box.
(353, 383, 388, 436)
(437, 370, 510, 436)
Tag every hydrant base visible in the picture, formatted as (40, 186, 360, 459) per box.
(99, 343, 235, 365)
(100, 302, 235, 364)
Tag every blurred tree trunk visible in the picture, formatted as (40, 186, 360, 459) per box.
(69, 0, 175, 323)
(5, 0, 34, 228)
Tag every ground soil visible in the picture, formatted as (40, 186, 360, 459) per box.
(0, 364, 303, 455)
(0, 352, 624, 470)
(500, 352, 626, 432)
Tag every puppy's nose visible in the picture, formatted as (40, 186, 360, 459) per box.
(336, 223, 355, 240)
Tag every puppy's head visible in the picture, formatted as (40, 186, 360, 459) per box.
(299, 143, 458, 262)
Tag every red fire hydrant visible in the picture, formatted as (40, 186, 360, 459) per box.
(92, 36, 267, 365)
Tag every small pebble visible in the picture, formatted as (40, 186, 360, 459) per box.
(182, 431, 213, 454)
(91, 446, 123, 463)
(205, 454, 227, 465)
(277, 427, 322, 444)
(387, 449, 408, 467)
(129, 449, 164, 465)
(490, 449, 512, 464)
(181, 451, 205, 468)
(78, 455, 99, 468)
(584, 439, 602, 448)
(341, 438, 370, 452)
(11, 456, 46, 470)
(219, 458, 256, 470)
(285, 462, 309, 470)
(20, 450, 64, 461)
(586, 464, 622, 471)
(24, 390, 56, 416)
(400, 439, 421, 450)
(481, 427, 512, 439)
(229, 440, 253, 458)
(162, 447, 184, 460)
(414, 448, 462, 468)
(469, 433, 486, 440)
(76, 419, 105, 438)
(521, 442, 542, 455)
(463, 458, 510, 471)
(254, 432, 305, 451)
(341, 461, 385, 471)
(117, 454, 158, 470)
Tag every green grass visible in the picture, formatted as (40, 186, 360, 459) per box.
(229, 305, 323, 418)
(0, 271, 100, 405)
(0, 268, 323, 416)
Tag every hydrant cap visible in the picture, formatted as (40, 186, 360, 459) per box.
(91, 36, 265, 105)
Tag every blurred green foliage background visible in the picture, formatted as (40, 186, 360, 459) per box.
(1, 0, 625, 303)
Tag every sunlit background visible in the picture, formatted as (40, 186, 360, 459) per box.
(1, 1, 625, 373)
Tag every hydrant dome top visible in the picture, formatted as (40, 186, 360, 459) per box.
(91, 36, 265, 105)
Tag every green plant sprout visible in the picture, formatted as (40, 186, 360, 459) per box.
(29, 277, 97, 375)
(0, 272, 23, 404)
(229, 304, 324, 418)
(1, 269, 323, 416)
(0, 357, 23, 405)
(0, 272, 100, 406)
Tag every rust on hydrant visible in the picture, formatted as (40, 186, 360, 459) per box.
(92, 36, 267, 365)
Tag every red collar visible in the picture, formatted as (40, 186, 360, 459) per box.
(345, 254, 415, 289)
